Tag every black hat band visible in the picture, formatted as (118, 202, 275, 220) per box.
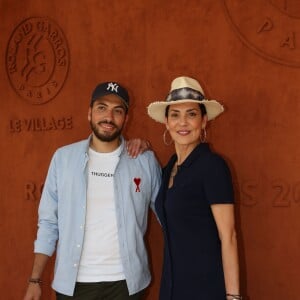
(166, 87, 205, 102)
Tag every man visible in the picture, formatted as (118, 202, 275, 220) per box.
(23, 81, 161, 300)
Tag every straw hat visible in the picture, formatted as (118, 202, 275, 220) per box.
(147, 76, 224, 123)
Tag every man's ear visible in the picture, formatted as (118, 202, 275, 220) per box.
(87, 107, 92, 122)
(124, 114, 129, 125)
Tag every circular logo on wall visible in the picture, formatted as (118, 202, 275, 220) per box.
(6, 17, 70, 104)
(223, 0, 300, 67)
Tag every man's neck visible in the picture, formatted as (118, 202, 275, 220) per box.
(90, 135, 121, 153)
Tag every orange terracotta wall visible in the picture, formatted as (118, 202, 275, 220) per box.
(1, 1, 300, 299)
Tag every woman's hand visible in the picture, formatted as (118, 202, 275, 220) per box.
(126, 139, 152, 158)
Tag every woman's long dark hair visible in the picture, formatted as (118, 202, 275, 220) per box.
(165, 103, 207, 118)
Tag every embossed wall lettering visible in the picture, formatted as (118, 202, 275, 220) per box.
(9, 116, 73, 133)
(223, 0, 300, 67)
(6, 17, 70, 104)
(25, 182, 44, 201)
(257, 18, 273, 33)
(280, 31, 295, 49)
(269, 0, 300, 18)
(271, 179, 291, 207)
(240, 180, 259, 207)
(239, 178, 300, 207)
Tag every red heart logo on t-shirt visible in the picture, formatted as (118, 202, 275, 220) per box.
(134, 178, 141, 192)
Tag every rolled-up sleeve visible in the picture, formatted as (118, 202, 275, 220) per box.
(34, 152, 59, 256)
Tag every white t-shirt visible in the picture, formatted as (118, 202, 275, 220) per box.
(77, 146, 125, 282)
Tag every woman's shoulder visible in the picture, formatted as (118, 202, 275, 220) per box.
(198, 145, 231, 174)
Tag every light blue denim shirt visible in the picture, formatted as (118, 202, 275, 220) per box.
(34, 136, 161, 296)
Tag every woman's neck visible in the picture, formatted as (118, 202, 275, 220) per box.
(174, 141, 200, 165)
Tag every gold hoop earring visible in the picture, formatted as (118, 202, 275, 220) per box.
(163, 129, 173, 146)
(201, 128, 207, 143)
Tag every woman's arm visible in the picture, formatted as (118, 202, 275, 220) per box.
(126, 138, 152, 158)
(211, 204, 240, 298)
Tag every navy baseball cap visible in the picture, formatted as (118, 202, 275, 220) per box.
(90, 81, 130, 108)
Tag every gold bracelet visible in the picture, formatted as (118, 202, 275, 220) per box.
(226, 293, 242, 300)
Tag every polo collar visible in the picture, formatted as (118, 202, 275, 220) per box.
(176, 143, 210, 169)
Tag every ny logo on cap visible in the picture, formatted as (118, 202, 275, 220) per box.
(107, 82, 119, 93)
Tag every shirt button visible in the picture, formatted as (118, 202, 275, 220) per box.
(80, 225, 83, 229)
(77, 244, 81, 248)
(74, 263, 77, 267)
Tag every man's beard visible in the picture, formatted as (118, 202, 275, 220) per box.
(90, 120, 123, 142)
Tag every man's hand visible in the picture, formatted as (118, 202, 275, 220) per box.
(23, 283, 42, 300)
(126, 139, 152, 158)
(23, 253, 49, 300)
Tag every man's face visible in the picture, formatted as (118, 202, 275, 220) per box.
(88, 94, 128, 142)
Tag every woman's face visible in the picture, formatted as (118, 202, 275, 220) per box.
(165, 102, 207, 147)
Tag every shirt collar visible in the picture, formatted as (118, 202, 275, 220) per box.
(85, 135, 125, 157)
(174, 142, 210, 169)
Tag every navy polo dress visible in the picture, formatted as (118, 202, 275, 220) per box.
(155, 143, 234, 300)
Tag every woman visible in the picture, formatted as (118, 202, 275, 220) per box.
(147, 76, 241, 300)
